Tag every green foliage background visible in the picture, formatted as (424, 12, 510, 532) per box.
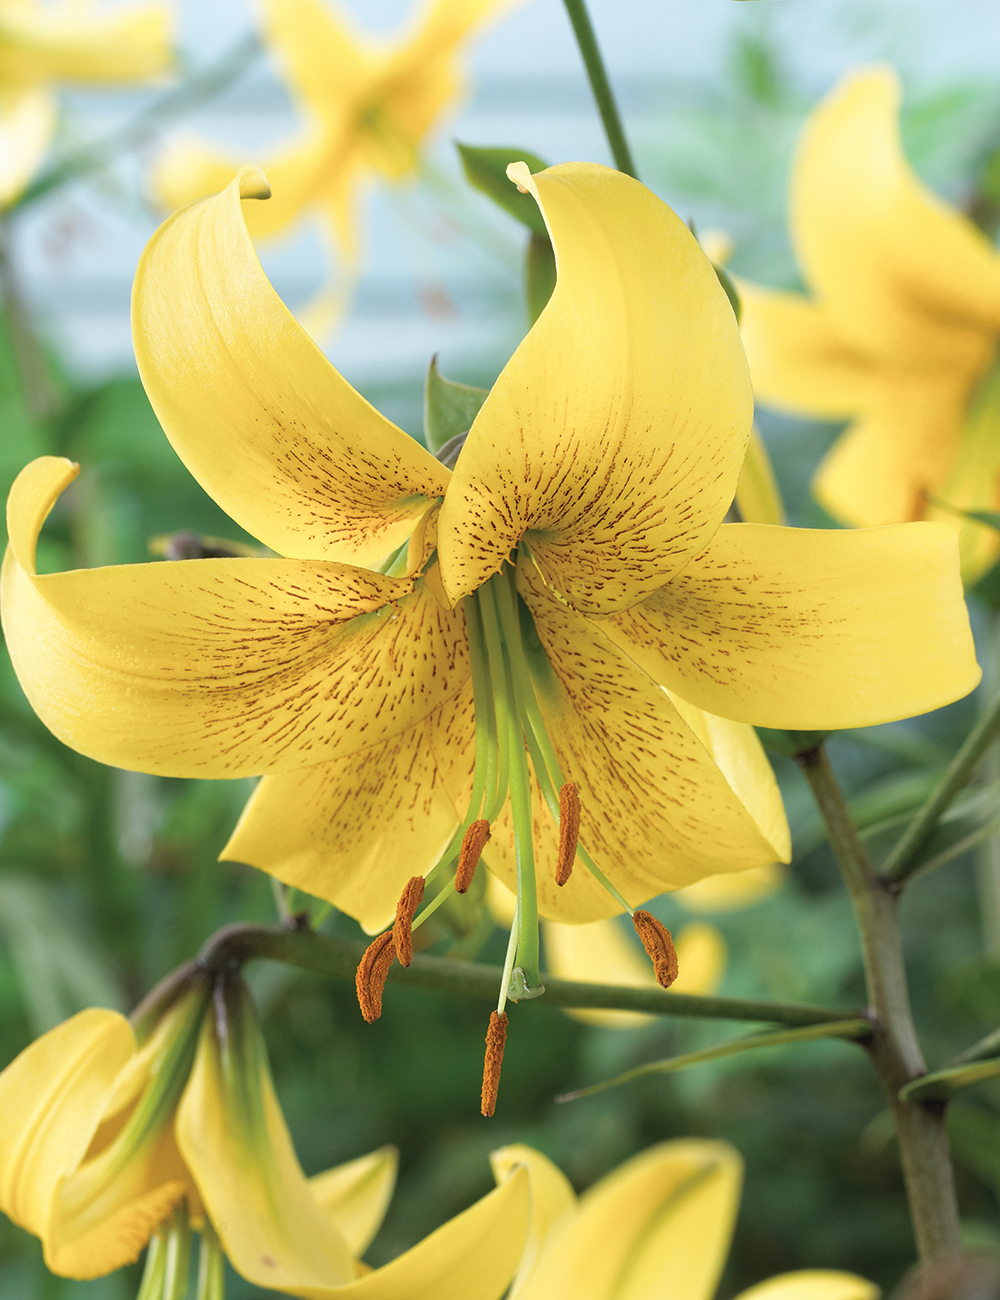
(5, 28, 1000, 1299)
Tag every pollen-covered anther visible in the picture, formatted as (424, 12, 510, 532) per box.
(356, 931, 397, 1023)
(555, 782, 581, 886)
(480, 1011, 509, 1118)
(456, 819, 491, 893)
(392, 875, 425, 967)
(632, 910, 680, 989)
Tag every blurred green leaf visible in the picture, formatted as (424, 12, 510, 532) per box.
(901, 1055, 1000, 1103)
(863, 780, 1000, 879)
(423, 356, 488, 453)
(456, 143, 550, 235)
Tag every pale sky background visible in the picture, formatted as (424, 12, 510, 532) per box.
(14, 0, 1000, 403)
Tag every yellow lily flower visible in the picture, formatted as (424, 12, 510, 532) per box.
(497, 1140, 879, 1300)
(1, 159, 979, 1107)
(154, 0, 509, 264)
(739, 66, 1000, 579)
(0, 0, 173, 207)
(0, 970, 531, 1294)
(491, 1139, 878, 1300)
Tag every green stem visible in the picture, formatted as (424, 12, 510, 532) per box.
(797, 744, 961, 1265)
(195, 920, 857, 1026)
(14, 35, 262, 211)
(881, 685, 1000, 884)
(559, 0, 637, 177)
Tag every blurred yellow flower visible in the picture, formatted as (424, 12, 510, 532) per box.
(154, 0, 509, 262)
(0, 974, 530, 1294)
(740, 66, 1000, 579)
(0, 0, 173, 206)
(491, 1139, 879, 1300)
(0, 162, 978, 1076)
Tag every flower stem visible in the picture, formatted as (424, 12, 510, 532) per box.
(559, 0, 637, 178)
(797, 743, 961, 1265)
(195, 920, 859, 1026)
(881, 683, 1000, 884)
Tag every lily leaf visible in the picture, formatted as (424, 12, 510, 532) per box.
(864, 780, 1000, 881)
(527, 231, 556, 324)
(424, 356, 488, 453)
(456, 142, 550, 235)
(900, 1056, 1000, 1103)
(556, 1019, 870, 1102)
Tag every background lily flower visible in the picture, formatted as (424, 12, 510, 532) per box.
(154, 0, 510, 265)
(0, 0, 173, 207)
(0, 163, 978, 992)
(738, 65, 1000, 579)
(0, 975, 531, 1295)
(491, 1139, 879, 1300)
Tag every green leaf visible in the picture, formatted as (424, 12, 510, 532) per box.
(456, 142, 550, 235)
(526, 232, 556, 324)
(423, 356, 488, 453)
(900, 1056, 1000, 1103)
(864, 781, 1000, 881)
(556, 1019, 870, 1102)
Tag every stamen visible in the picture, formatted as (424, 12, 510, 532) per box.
(480, 1010, 509, 1117)
(392, 876, 425, 967)
(356, 932, 396, 1023)
(556, 782, 581, 885)
(456, 819, 491, 892)
(632, 910, 680, 989)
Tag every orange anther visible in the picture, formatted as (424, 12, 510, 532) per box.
(456, 819, 491, 893)
(355, 932, 396, 1023)
(392, 875, 425, 967)
(632, 910, 679, 989)
(556, 782, 581, 886)
(480, 1011, 509, 1117)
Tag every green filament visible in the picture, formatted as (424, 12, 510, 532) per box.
(136, 1232, 168, 1300)
(162, 1203, 192, 1300)
(196, 1222, 225, 1300)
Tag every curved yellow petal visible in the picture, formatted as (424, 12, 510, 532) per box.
(516, 1140, 742, 1300)
(0, 1009, 133, 1246)
(222, 685, 471, 933)
(675, 862, 785, 913)
(736, 1271, 880, 1300)
(309, 1148, 397, 1257)
(735, 427, 785, 527)
(0, 2, 172, 85)
(438, 161, 751, 613)
(488, 1145, 574, 1299)
(813, 375, 969, 530)
(738, 282, 875, 420)
(604, 521, 979, 730)
(177, 987, 358, 1293)
(936, 368, 1000, 582)
(133, 168, 448, 566)
(3, 458, 468, 779)
(497, 562, 787, 924)
(792, 66, 1000, 362)
(0, 86, 56, 207)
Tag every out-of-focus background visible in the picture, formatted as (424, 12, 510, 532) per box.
(5, 0, 1000, 1295)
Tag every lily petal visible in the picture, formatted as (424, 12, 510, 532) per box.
(133, 168, 448, 566)
(504, 562, 787, 922)
(737, 282, 875, 419)
(259, 0, 372, 121)
(3, 458, 468, 779)
(489, 1145, 574, 1298)
(516, 1140, 742, 1300)
(675, 863, 784, 913)
(792, 66, 1000, 361)
(222, 685, 472, 932)
(812, 376, 968, 529)
(0, 86, 57, 207)
(603, 521, 979, 730)
(177, 984, 357, 1293)
(736, 1271, 880, 1300)
(542, 916, 657, 1028)
(670, 923, 727, 997)
(735, 427, 785, 528)
(438, 161, 751, 612)
(0, 2, 172, 84)
(0, 1009, 133, 1246)
(308, 1148, 398, 1257)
